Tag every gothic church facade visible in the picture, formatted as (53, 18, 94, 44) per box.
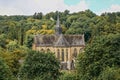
(32, 15, 85, 70)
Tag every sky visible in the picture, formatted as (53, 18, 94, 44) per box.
(0, 0, 120, 15)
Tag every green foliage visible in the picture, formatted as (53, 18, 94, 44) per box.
(59, 71, 77, 80)
(24, 34, 34, 48)
(0, 10, 120, 79)
(6, 40, 19, 51)
(0, 45, 28, 76)
(19, 50, 60, 80)
(33, 12, 43, 19)
(0, 57, 13, 80)
(0, 34, 8, 48)
(98, 67, 120, 80)
(77, 34, 120, 80)
(0, 10, 120, 44)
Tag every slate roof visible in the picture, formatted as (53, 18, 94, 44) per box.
(34, 34, 85, 47)
(54, 34, 70, 47)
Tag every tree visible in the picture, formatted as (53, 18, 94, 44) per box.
(6, 40, 19, 51)
(33, 12, 43, 19)
(0, 34, 7, 48)
(0, 57, 13, 80)
(77, 34, 120, 80)
(59, 71, 77, 80)
(63, 10, 70, 16)
(0, 46, 28, 76)
(33, 12, 37, 19)
(38, 12, 43, 19)
(19, 50, 60, 80)
(24, 34, 34, 48)
(98, 67, 120, 80)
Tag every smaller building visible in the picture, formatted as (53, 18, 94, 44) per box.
(32, 14, 85, 70)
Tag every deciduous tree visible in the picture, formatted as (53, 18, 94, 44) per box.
(19, 50, 60, 80)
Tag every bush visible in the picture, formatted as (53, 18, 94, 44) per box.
(19, 50, 60, 80)
(0, 57, 14, 80)
(59, 71, 77, 80)
(98, 67, 120, 80)
(77, 34, 120, 80)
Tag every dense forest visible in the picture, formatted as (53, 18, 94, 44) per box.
(0, 10, 120, 80)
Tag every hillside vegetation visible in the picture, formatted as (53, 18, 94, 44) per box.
(0, 10, 120, 80)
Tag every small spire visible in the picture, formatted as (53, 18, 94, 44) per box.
(55, 11, 62, 35)
(56, 12, 60, 27)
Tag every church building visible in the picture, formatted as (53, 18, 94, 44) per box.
(32, 14, 85, 70)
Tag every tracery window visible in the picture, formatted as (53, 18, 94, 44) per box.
(66, 49, 68, 61)
(47, 48, 50, 52)
(41, 49, 44, 52)
(62, 49, 64, 61)
(73, 48, 77, 58)
(57, 49, 60, 60)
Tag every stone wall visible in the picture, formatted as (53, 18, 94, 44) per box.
(33, 46, 84, 70)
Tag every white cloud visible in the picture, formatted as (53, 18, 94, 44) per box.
(97, 4, 120, 15)
(0, 7, 24, 15)
(110, 4, 120, 12)
(0, 0, 88, 15)
(65, 0, 88, 13)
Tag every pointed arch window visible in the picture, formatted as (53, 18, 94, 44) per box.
(47, 48, 50, 52)
(62, 49, 64, 61)
(73, 48, 77, 58)
(57, 49, 60, 60)
(66, 49, 68, 61)
(41, 49, 44, 52)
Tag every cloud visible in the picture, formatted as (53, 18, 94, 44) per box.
(97, 4, 120, 15)
(0, 0, 88, 15)
(65, 0, 88, 13)
(110, 4, 120, 12)
(0, 7, 24, 15)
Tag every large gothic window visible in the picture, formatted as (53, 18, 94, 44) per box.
(57, 49, 60, 60)
(41, 49, 44, 52)
(47, 48, 50, 52)
(62, 49, 64, 61)
(66, 49, 68, 61)
(73, 48, 77, 58)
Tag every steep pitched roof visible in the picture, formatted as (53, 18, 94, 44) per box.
(34, 34, 58, 47)
(54, 34, 70, 47)
(33, 34, 85, 47)
(64, 35, 85, 46)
